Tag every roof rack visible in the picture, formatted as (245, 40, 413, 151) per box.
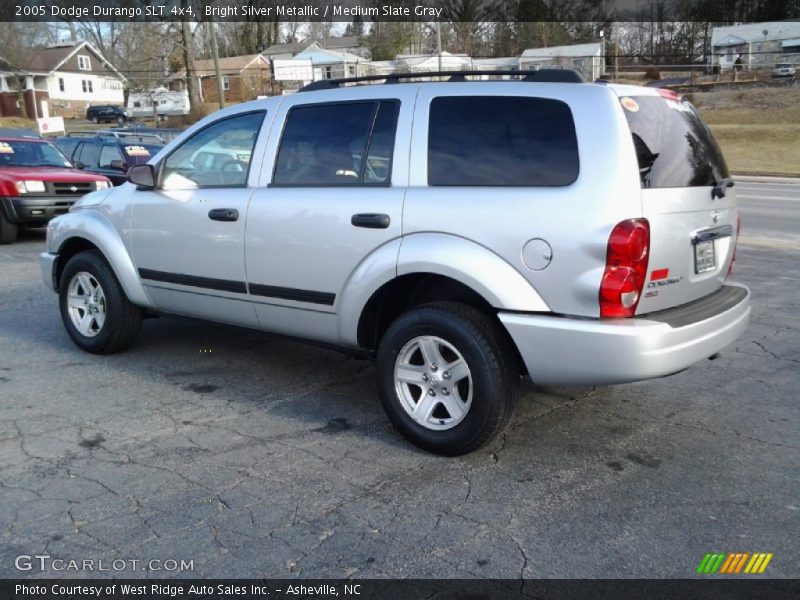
(299, 68, 585, 92)
(64, 130, 164, 143)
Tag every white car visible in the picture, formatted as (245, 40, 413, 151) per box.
(772, 63, 796, 77)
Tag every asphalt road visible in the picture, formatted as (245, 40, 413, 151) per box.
(0, 182, 798, 580)
(736, 181, 800, 249)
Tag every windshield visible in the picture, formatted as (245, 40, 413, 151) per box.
(0, 140, 74, 168)
(620, 94, 730, 188)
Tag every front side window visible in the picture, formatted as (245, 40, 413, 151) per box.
(99, 144, 124, 168)
(273, 100, 399, 186)
(428, 96, 579, 186)
(75, 142, 100, 168)
(160, 111, 265, 189)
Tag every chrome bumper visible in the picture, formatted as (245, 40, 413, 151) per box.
(500, 284, 751, 386)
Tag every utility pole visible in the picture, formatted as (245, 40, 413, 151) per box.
(209, 20, 225, 109)
(613, 21, 619, 81)
(436, 22, 442, 73)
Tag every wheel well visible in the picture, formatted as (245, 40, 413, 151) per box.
(357, 274, 527, 374)
(54, 238, 100, 291)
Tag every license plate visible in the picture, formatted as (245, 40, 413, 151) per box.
(694, 240, 716, 274)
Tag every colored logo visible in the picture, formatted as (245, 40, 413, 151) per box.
(697, 552, 773, 574)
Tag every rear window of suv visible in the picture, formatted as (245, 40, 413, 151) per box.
(621, 93, 730, 188)
(427, 96, 579, 187)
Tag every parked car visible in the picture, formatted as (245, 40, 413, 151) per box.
(0, 137, 110, 244)
(40, 70, 750, 455)
(85, 105, 129, 125)
(55, 132, 164, 186)
(772, 63, 796, 78)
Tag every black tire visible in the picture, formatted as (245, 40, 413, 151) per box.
(0, 210, 18, 244)
(376, 302, 519, 456)
(59, 250, 142, 354)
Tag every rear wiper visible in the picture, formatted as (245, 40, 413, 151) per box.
(711, 177, 734, 199)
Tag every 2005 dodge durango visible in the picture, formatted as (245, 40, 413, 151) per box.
(40, 71, 751, 455)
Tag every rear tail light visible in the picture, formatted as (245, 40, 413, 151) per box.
(600, 219, 650, 318)
(728, 215, 741, 277)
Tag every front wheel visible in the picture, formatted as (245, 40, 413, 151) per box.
(376, 302, 519, 456)
(59, 250, 142, 354)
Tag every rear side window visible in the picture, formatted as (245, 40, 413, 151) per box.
(273, 100, 399, 186)
(621, 94, 730, 188)
(428, 96, 579, 186)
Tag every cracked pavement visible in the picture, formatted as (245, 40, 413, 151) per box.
(0, 222, 797, 579)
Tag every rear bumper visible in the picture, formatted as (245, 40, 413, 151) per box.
(1, 196, 76, 225)
(499, 283, 751, 386)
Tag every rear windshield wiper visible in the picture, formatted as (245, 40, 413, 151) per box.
(712, 177, 735, 199)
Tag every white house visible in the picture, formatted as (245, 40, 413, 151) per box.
(519, 42, 605, 81)
(291, 44, 370, 81)
(0, 41, 126, 118)
(710, 22, 800, 70)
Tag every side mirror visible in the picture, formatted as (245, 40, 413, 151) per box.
(73, 161, 85, 170)
(127, 164, 156, 190)
(109, 159, 127, 171)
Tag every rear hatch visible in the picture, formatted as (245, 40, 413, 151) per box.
(618, 89, 738, 314)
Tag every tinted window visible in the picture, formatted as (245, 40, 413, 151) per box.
(273, 101, 398, 186)
(161, 111, 264, 189)
(621, 95, 730, 188)
(428, 96, 579, 186)
(75, 142, 100, 168)
(99, 144, 124, 168)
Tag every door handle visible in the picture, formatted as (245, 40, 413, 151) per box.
(351, 213, 390, 229)
(208, 208, 239, 222)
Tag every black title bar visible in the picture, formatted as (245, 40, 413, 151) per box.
(6, 0, 800, 22)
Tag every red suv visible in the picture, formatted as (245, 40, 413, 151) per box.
(0, 137, 111, 244)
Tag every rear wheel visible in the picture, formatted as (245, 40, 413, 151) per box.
(59, 251, 142, 354)
(0, 210, 18, 244)
(376, 302, 518, 456)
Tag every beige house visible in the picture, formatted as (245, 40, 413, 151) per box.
(169, 54, 272, 103)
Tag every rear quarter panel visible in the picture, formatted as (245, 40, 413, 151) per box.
(403, 83, 642, 317)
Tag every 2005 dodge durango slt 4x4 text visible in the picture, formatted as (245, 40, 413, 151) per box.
(40, 70, 751, 455)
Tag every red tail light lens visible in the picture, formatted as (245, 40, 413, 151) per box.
(600, 219, 650, 318)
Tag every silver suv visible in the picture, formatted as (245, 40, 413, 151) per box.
(40, 71, 751, 455)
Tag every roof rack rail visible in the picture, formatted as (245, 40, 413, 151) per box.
(299, 68, 585, 92)
(65, 130, 164, 143)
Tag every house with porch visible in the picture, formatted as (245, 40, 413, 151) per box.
(710, 22, 800, 71)
(0, 41, 126, 118)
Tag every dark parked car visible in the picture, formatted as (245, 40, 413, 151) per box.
(85, 105, 129, 125)
(55, 132, 163, 186)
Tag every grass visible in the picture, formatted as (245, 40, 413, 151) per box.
(0, 116, 37, 129)
(693, 87, 800, 176)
